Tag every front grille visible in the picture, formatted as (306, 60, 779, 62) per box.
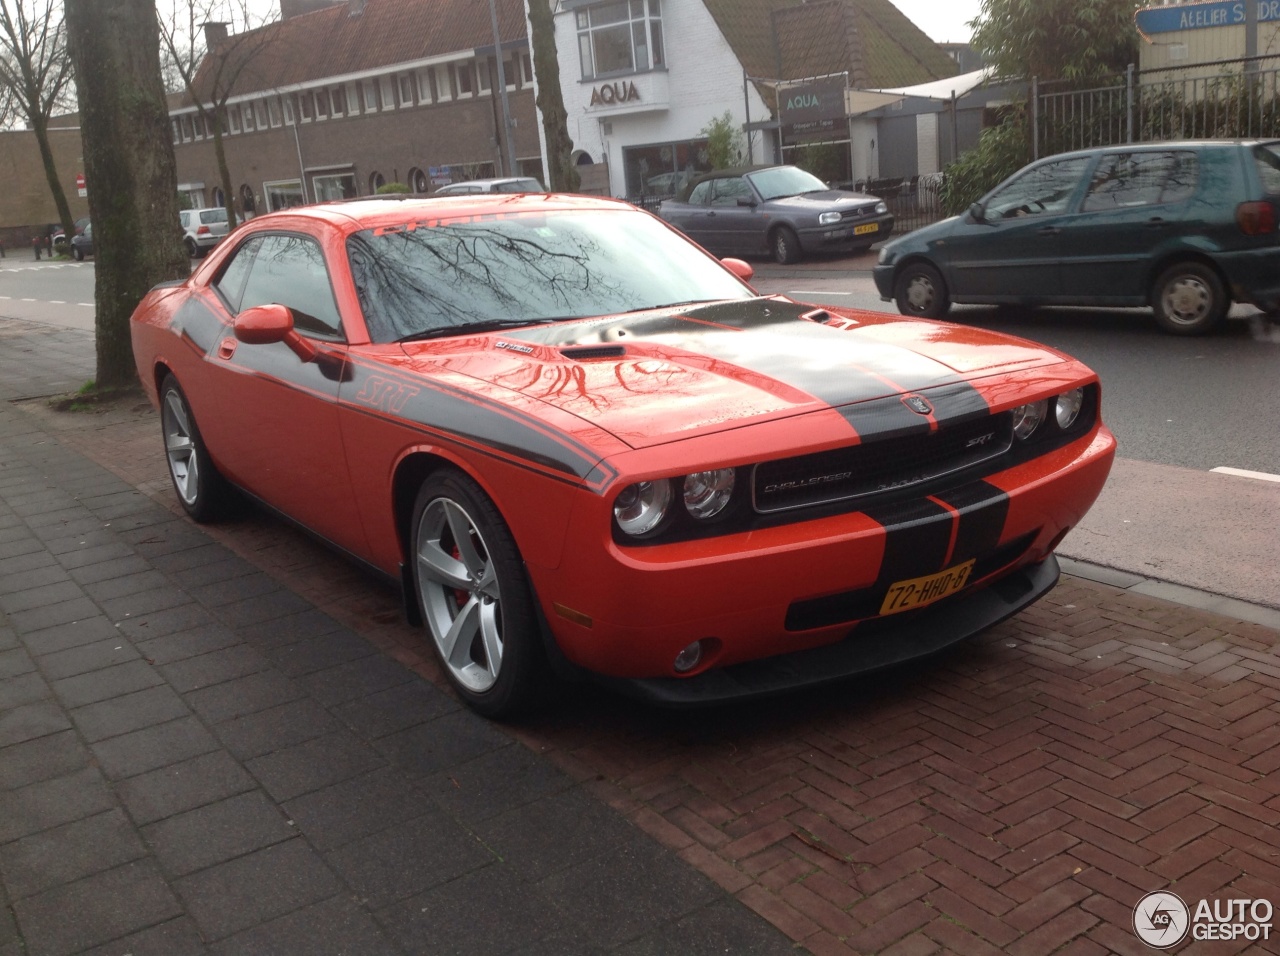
(840, 205, 877, 222)
(753, 414, 1013, 514)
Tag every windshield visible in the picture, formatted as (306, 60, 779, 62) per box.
(347, 208, 755, 343)
(746, 166, 829, 201)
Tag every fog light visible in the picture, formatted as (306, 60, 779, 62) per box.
(673, 640, 704, 673)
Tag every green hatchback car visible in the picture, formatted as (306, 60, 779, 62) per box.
(873, 140, 1280, 334)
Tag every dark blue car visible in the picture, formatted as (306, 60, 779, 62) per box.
(873, 140, 1280, 334)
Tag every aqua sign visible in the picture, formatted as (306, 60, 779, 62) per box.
(1135, 0, 1280, 35)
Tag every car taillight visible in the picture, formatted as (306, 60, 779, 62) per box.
(197, 225, 210, 235)
(1236, 201, 1275, 235)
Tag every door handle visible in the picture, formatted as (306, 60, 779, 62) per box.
(1036, 226, 1060, 236)
(217, 337, 237, 360)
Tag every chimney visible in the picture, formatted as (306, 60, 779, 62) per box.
(202, 21, 229, 49)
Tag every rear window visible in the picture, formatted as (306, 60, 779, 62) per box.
(1254, 145, 1280, 195)
(200, 209, 228, 224)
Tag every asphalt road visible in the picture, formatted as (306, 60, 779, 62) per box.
(3, 256, 1277, 611)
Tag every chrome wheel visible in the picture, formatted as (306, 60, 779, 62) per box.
(894, 262, 950, 319)
(162, 388, 200, 506)
(1152, 262, 1226, 335)
(905, 274, 936, 312)
(1160, 276, 1211, 327)
(415, 496, 504, 693)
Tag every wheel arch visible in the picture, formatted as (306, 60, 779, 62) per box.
(1144, 250, 1228, 306)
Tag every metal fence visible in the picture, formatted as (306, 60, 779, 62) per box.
(1035, 55, 1280, 158)
(859, 174, 947, 234)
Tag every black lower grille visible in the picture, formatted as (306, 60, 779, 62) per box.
(753, 414, 1012, 514)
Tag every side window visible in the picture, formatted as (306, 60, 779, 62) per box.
(1082, 151, 1198, 212)
(1254, 144, 1280, 194)
(985, 157, 1090, 219)
(711, 177, 751, 206)
(212, 236, 264, 312)
(687, 180, 713, 205)
(238, 234, 344, 339)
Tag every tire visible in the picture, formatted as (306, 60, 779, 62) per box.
(185, 238, 200, 259)
(771, 225, 802, 265)
(894, 261, 951, 319)
(410, 469, 546, 718)
(1151, 261, 1227, 335)
(159, 374, 233, 522)
(72, 246, 83, 261)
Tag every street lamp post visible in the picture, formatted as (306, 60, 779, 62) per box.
(488, 0, 519, 178)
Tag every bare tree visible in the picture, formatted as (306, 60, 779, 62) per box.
(157, 0, 277, 227)
(0, 0, 77, 243)
(527, 0, 578, 192)
(64, 0, 190, 390)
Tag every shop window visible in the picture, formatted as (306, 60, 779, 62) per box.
(623, 139, 710, 198)
(576, 0, 664, 79)
(264, 179, 304, 210)
(312, 172, 357, 201)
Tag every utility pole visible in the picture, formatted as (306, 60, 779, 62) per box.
(489, 0, 518, 177)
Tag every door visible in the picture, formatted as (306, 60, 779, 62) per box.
(700, 175, 762, 256)
(665, 179, 716, 248)
(1056, 150, 1198, 301)
(945, 156, 1092, 301)
(203, 232, 368, 557)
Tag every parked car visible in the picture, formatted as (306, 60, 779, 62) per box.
(659, 164, 894, 264)
(179, 207, 231, 258)
(71, 222, 94, 261)
(53, 216, 91, 255)
(433, 177, 546, 196)
(130, 195, 1114, 717)
(874, 139, 1280, 335)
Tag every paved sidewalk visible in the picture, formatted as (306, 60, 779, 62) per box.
(0, 321, 797, 955)
(4, 316, 1280, 955)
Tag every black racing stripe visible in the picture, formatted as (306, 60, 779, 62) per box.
(343, 361, 608, 485)
(934, 481, 1011, 563)
(860, 498, 955, 588)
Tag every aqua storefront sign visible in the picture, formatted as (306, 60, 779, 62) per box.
(1136, 0, 1280, 35)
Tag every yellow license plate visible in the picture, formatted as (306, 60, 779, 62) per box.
(879, 559, 975, 616)
(854, 222, 879, 236)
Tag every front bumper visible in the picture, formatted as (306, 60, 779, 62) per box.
(606, 555, 1058, 706)
(800, 214, 895, 253)
(872, 263, 896, 299)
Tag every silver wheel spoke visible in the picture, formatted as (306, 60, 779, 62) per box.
(416, 542, 472, 591)
(441, 596, 481, 668)
(479, 600, 503, 680)
(445, 501, 486, 578)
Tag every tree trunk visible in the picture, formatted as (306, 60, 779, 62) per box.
(65, 0, 190, 390)
(212, 120, 239, 229)
(29, 111, 76, 246)
(527, 0, 579, 193)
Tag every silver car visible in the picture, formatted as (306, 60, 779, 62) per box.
(659, 165, 894, 264)
(433, 177, 546, 196)
(179, 207, 230, 258)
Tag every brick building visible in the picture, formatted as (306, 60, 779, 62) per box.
(170, 0, 543, 215)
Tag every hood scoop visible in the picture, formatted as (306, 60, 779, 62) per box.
(559, 344, 626, 361)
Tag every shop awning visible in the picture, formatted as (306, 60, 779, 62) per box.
(844, 67, 995, 116)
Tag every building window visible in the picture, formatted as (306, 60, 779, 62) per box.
(370, 171, 386, 192)
(416, 69, 433, 104)
(409, 167, 428, 193)
(264, 179, 304, 210)
(297, 92, 312, 122)
(503, 54, 519, 89)
(576, 0, 664, 79)
(192, 113, 205, 139)
(312, 172, 357, 201)
(170, 118, 180, 143)
(268, 98, 282, 127)
(330, 86, 344, 117)
(346, 83, 360, 114)
(241, 103, 255, 131)
(520, 51, 533, 85)
(363, 80, 378, 111)
(478, 58, 492, 94)
(398, 73, 414, 106)
(283, 97, 295, 125)
(228, 107, 241, 134)
(435, 65, 452, 101)
(315, 89, 330, 119)
(255, 100, 268, 128)
(379, 76, 395, 109)
(454, 62, 474, 97)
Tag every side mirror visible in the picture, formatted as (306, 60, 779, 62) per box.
(234, 303, 316, 362)
(969, 201, 986, 223)
(721, 257, 755, 283)
(736, 197, 757, 207)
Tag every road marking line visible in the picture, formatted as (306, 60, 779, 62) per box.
(20, 298, 35, 302)
(49, 300, 65, 304)
(77, 302, 94, 308)
(1211, 466, 1280, 483)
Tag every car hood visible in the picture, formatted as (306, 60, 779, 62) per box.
(397, 298, 1065, 450)
(764, 191, 881, 212)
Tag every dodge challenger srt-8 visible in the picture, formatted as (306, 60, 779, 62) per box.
(130, 194, 1116, 717)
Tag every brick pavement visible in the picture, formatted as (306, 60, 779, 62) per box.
(4, 316, 1280, 954)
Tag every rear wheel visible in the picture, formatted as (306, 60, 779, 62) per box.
(410, 469, 546, 718)
(159, 374, 233, 522)
(185, 238, 200, 259)
(771, 225, 802, 265)
(72, 246, 84, 261)
(894, 261, 950, 319)
(1151, 261, 1226, 335)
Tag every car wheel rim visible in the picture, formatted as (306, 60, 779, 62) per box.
(415, 497, 503, 693)
(1163, 276, 1211, 325)
(162, 391, 199, 506)
(906, 275, 934, 312)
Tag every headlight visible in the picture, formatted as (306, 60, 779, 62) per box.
(1055, 388, 1084, 429)
(875, 201, 888, 214)
(683, 469, 735, 519)
(1011, 400, 1048, 440)
(878, 246, 894, 264)
(614, 480, 673, 536)
(818, 211, 842, 225)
